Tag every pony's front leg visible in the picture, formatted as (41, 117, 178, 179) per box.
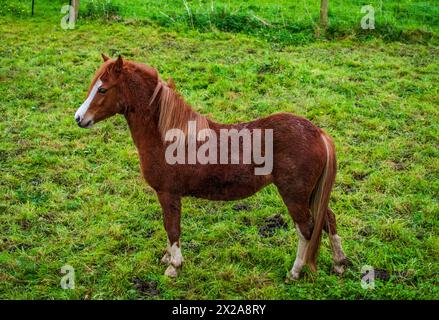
(157, 192, 183, 277)
(160, 239, 171, 265)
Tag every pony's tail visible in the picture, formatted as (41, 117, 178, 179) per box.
(305, 132, 337, 272)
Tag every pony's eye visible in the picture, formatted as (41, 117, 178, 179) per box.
(98, 87, 107, 94)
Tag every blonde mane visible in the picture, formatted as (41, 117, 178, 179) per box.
(151, 79, 210, 142)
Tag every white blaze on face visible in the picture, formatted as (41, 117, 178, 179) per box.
(75, 79, 102, 124)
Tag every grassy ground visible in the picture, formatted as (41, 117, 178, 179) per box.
(2, 0, 439, 44)
(0, 1, 438, 299)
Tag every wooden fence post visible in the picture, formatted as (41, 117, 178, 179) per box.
(320, 0, 329, 29)
(72, 0, 80, 20)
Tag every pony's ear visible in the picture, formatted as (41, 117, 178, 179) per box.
(101, 53, 110, 62)
(167, 77, 176, 90)
(114, 55, 124, 74)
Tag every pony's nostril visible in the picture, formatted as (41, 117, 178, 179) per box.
(75, 116, 81, 123)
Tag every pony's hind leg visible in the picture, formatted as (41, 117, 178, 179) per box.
(283, 201, 314, 280)
(291, 223, 310, 280)
(324, 208, 349, 274)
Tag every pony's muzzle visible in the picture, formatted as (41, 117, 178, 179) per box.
(75, 115, 93, 128)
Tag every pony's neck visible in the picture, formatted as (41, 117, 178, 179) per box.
(122, 66, 162, 152)
(123, 65, 210, 151)
(155, 83, 210, 141)
(125, 108, 160, 153)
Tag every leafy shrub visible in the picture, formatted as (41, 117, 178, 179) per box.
(0, 0, 28, 17)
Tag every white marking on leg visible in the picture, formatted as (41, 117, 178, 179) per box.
(164, 241, 183, 277)
(164, 265, 178, 277)
(290, 225, 309, 280)
(329, 233, 347, 274)
(161, 239, 171, 264)
(169, 241, 183, 268)
(75, 79, 102, 121)
(329, 234, 346, 262)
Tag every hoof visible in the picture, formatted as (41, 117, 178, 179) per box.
(161, 252, 171, 265)
(164, 265, 178, 278)
(333, 264, 345, 275)
(286, 271, 301, 282)
(333, 257, 351, 275)
(340, 257, 353, 267)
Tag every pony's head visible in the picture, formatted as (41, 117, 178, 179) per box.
(75, 54, 124, 128)
(75, 54, 209, 141)
(74, 54, 158, 128)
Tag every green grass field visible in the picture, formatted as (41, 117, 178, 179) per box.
(0, 0, 438, 299)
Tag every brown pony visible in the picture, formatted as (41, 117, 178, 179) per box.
(74, 55, 348, 279)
